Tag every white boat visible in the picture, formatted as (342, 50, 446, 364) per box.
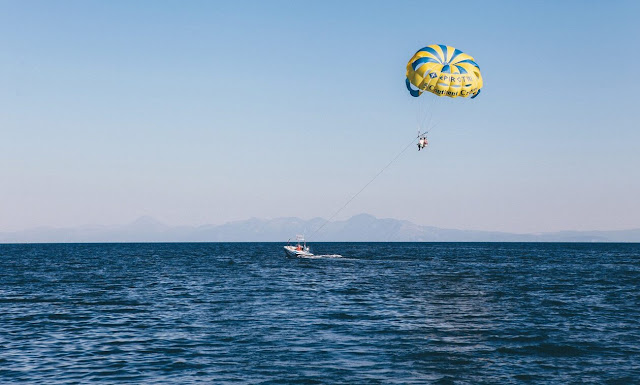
(284, 235, 314, 257)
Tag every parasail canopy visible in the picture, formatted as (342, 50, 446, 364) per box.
(406, 44, 483, 99)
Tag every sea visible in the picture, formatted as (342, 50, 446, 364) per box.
(1, 242, 639, 384)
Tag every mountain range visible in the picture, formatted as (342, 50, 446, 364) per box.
(1, 214, 639, 243)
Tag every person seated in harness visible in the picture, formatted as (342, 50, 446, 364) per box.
(418, 136, 428, 151)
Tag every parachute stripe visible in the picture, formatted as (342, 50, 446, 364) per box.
(411, 57, 440, 70)
(413, 51, 440, 62)
(449, 48, 463, 63)
(419, 68, 434, 79)
(405, 78, 422, 97)
(416, 62, 440, 78)
(455, 65, 468, 74)
(438, 44, 449, 62)
(455, 59, 480, 69)
(450, 53, 472, 64)
(433, 45, 446, 63)
(417, 46, 443, 62)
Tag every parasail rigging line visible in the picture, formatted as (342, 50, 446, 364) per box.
(308, 133, 422, 240)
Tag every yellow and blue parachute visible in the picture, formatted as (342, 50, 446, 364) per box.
(406, 44, 483, 99)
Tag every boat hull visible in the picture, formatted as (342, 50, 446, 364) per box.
(284, 246, 314, 258)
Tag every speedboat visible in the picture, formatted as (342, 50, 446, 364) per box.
(284, 235, 314, 258)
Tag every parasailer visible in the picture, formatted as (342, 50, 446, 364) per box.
(406, 44, 482, 150)
(417, 135, 428, 151)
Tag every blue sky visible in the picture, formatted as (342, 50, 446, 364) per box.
(1, 0, 639, 233)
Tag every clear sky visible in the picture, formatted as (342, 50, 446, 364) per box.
(1, 0, 639, 233)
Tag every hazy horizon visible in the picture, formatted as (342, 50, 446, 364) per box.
(4, 213, 640, 235)
(2, 1, 639, 234)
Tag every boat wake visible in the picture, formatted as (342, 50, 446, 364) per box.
(298, 254, 344, 259)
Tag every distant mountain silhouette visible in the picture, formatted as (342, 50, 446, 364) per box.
(1, 214, 639, 243)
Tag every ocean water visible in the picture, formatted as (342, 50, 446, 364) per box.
(1, 242, 639, 384)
